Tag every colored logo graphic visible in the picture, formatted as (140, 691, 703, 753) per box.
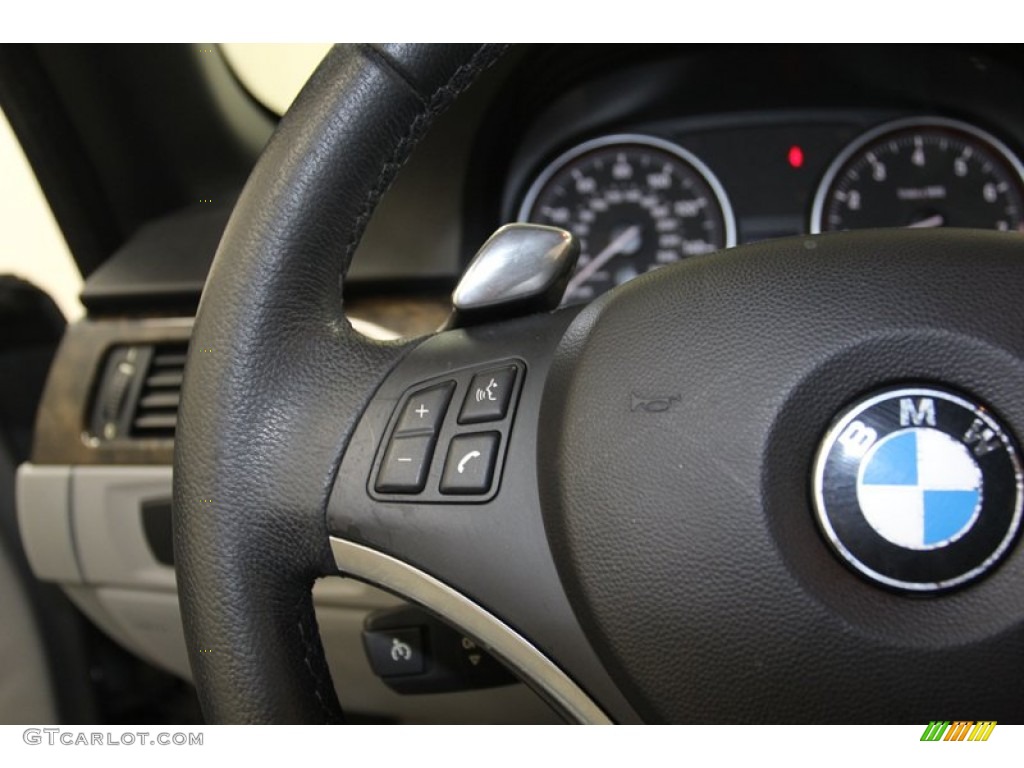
(920, 721, 997, 742)
(857, 428, 982, 550)
(813, 387, 1023, 592)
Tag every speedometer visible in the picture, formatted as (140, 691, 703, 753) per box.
(518, 134, 736, 306)
(811, 117, 1024, 234)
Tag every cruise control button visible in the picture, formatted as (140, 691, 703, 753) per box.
(459, 366, 517, 424)
(376, 435, 434, 493)
(362, 627, 426, 677)
(440, 432, 500, 495)
(395, 381, 454, 435)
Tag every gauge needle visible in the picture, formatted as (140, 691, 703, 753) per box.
(566, 225, 642, 294)
(907, 214, 945, 229)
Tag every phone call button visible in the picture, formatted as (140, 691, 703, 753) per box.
(440, 432, 500, 495)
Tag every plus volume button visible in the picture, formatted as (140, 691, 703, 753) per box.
(394, 382, 455, 435)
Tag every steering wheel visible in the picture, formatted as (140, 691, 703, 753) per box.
(173, 44, 1024, 723)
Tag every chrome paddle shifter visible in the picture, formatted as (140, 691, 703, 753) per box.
(448, 223, 579, 327)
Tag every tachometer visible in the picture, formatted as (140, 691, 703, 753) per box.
(519, 134, 736, 306)
(811, 117, 1024, 234)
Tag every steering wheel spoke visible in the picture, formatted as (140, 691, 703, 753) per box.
(327, 308, 639, 723)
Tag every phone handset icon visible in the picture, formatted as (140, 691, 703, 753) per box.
(457, 450, 482, 474)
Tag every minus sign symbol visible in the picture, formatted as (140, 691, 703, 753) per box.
(397, 457, 412, 463)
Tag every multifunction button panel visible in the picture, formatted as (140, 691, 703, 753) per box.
(371, 361, 524, 503)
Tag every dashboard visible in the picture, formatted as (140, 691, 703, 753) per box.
(72, 46, 1024, 328)
(14, 43, 1024, 725)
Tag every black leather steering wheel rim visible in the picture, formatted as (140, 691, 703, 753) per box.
(173, 44, 507, 723)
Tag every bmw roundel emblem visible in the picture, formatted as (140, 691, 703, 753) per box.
(813, 387, 1023, 592)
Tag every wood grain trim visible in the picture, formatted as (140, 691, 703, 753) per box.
(32, 318, 192, 466)
(31, 299, 451, 467)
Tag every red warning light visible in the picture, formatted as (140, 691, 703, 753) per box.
(788, 145, 805, 169)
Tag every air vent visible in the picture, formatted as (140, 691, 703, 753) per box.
(130, 343, 187, 439)
(89, 342, 189, 443)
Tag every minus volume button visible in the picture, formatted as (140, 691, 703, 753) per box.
(376, 434, 435, 494)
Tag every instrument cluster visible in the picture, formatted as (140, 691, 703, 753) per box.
(514, 115, 1024, 305)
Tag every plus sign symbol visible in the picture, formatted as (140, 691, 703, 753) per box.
(415, 404, 429, 419)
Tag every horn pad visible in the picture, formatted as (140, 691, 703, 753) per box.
(539, 230, 1024, 722)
